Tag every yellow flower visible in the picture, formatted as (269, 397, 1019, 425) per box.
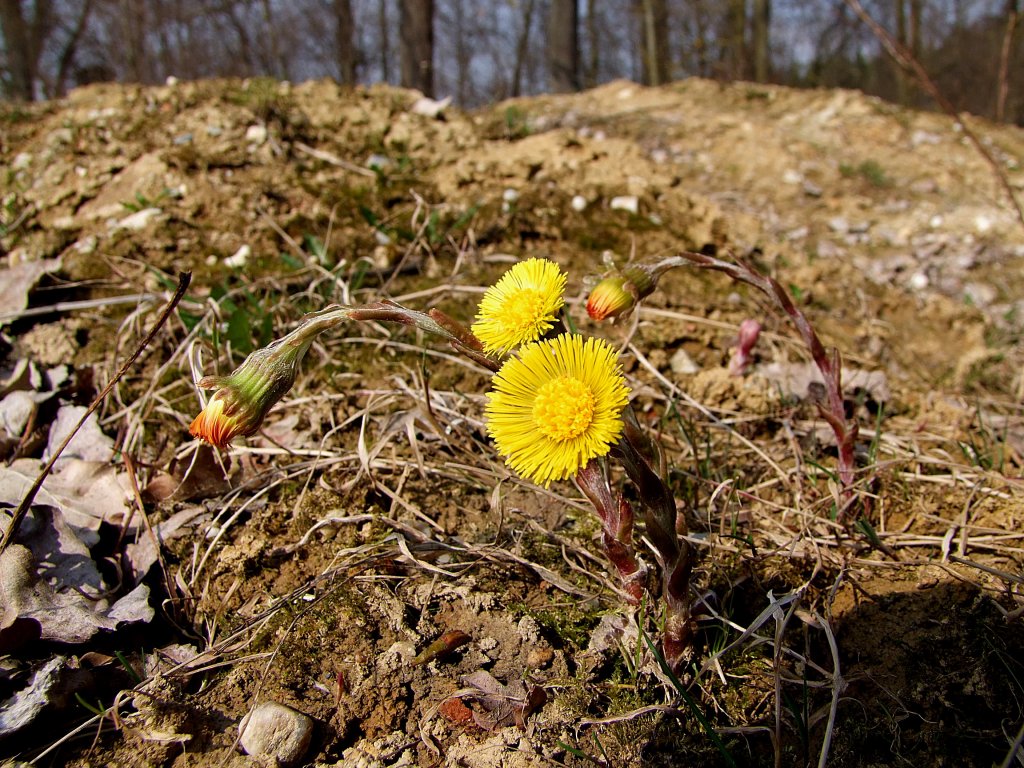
(472, 258, 566, 354)
(485, 333, 630, 486)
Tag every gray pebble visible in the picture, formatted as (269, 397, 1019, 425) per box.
(239, 701, 314, 767)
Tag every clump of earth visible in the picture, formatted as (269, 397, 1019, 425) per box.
(1, 76, 1023, 767)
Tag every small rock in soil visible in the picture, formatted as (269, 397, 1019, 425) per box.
(670, 348, 700, 375)
(239, 701, 314, 768)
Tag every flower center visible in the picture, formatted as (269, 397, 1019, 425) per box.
(533, 375, 595, 441)
(500, 288, 548, 332)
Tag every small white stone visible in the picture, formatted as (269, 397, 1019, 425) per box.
(974, 214, 992, 234)
(245, 124, 268, 144)
(410, 95, 451, 118)
(224, 244, 251, 268)
(11, 152, 31, 171)
(670, 348, 700, 375)
(113, 207, 162, 231)
(929, 215, 944, 228)
(502, 188, 519, 203)
(239, 702, 314, 768)
(782, 169, 803, 185)
(910, 129, 940, 146)
(610, 195, 639, 215)
(908, 272, 930, 290)
(571, 195, 587, 212)
(827, 216, 848, 234)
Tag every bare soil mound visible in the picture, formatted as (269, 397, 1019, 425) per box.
(1, 77, 1023, 767)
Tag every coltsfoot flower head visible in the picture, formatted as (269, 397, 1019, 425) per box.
(472, 258, 566, 355)
(485, 333, 630, 487)
(190, 333, 316, 448)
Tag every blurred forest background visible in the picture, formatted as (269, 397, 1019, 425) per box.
(0, 0, 1021, 123)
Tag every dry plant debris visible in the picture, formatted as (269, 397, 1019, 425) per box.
(0, 77, 1023, 768)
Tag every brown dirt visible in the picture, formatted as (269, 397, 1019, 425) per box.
(2, 76, 1023, 767)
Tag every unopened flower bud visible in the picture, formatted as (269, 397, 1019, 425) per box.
(586, 264, 657, 321)
(728, 319, 762, 376)
(190, 332, 316, 448)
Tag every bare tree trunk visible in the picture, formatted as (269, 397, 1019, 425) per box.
(260, 0, 288, 79)
(510, 0, 536, 97)
(399, 0, 433, 96)
(909, 0, 922, 57)
(120, 0, 148, 82)
(223, 0, 257, 75)
(0, 0, 58, 99)
(54, 0, 96, 95)
(585, 0, 598, 87)
(692, 1, 710, 78)
(0, 0, 34, 99)
(724, 0, 746, 80)
(153, 0, 173, 79)
(752, 0, 770, 82)
(451, 0, 469, 103)
(335, 0, 357, 84)
(894, 0, 908, 103)
(996, 0, 1019, 122)
(547, 0, 579, 92)
(639, 0, 670, 85)
(378, 0, 390, 82)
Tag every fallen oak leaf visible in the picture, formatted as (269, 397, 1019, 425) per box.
(0, 258, 62, 326)
(0, 655, 94, 738)
(0, 543, 152, 647)
(459, 670, 546, 732)
(1, 459, 133, 547)
(141, 444, 236, 504)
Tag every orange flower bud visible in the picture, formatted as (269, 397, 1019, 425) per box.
(585, 264, 656, 321)
(189, 329, 318, 448)
(586, 276, 635, 321)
